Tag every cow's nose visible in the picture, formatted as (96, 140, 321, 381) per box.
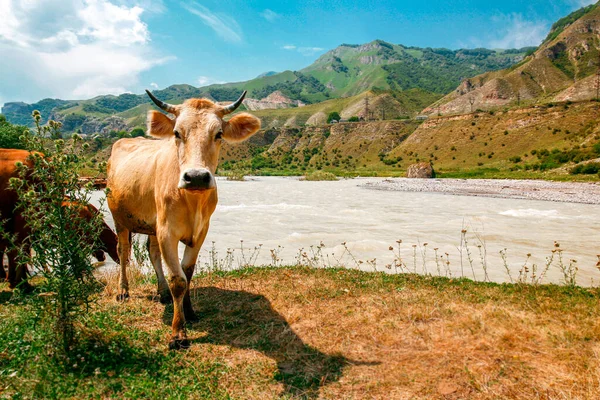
(179, 168, 214, 190)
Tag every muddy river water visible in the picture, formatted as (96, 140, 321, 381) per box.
(91, 177, 600, 286)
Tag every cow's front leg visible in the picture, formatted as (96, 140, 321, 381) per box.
(158, 232, 189, 350)
(181, 243, 203, 322)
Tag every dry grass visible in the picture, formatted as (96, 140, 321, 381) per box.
(93, 266, 600, 399)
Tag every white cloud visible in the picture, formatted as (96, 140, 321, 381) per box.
(488, 14, 549, 49)
(197, 76, 225, 87)
(150, 82, 159, 89)
(281, 44, 324, 57)
(260, 9, 279, 22)
(298, 47, 325, 56)
(0, 0, 171, 101)
(182, 2, 242, 43)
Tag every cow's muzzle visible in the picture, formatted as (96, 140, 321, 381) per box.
(179, 168, 215, 191)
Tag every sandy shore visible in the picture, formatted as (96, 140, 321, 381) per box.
(361, 178, 600, 204)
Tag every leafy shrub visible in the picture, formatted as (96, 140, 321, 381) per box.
(130, 127, 145, 137)
(251, 154, 276, 170)
(0, 115, 28, 149)
(8, 112, 104, 353)
(571, 162, 600, 175)
(327, 112, 341, 123)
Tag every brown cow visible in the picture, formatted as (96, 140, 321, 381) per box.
(0, 149, 119, 289)
(107, 90, 260, 349)
(0, 149, 34, 290)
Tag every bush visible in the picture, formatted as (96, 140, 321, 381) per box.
(0, 114, 28, 149)
(348, 116, 359, 122)
(571, 162, 600, 175)
(509, 156, 522, 163)
(130, 127, 145, 138)
(327, 112, 341, 123)
(8, 111, 104, 353)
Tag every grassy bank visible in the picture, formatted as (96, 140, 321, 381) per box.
(1, 266, 599, 399)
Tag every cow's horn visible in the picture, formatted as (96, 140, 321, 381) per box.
(222, 90, 247, 115)
(145, 90, 178, 114)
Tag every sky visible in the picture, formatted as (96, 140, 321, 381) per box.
(0, 0, 597, 105)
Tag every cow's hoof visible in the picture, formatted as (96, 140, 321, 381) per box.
(168, 338, 190, 350)
(159, 291, 172, 305)
(21, 283, 34, 294)
(116, 292, 130, 301)
(10, 281, 33, 293)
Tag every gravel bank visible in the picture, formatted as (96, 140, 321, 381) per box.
(361, 178, 600, 204)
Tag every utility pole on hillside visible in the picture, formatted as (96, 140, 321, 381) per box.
(468, 96, 475, 113)
(517, 91, 521, 107)
(365, 94, 370, 121)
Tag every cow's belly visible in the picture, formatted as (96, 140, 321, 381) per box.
(108, 191, 158, 235)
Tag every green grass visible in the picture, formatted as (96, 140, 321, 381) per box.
(2, 266, 599, 398)
(0, 298, 230, 399)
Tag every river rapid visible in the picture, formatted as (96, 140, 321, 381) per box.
(90, 177, 600, 286)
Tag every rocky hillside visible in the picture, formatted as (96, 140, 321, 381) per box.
(214, 99, 600, 179)
(426, 3, 600, 115)
(252, 89, 439, 129)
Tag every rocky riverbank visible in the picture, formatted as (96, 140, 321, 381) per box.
(362, 178, 600, 204)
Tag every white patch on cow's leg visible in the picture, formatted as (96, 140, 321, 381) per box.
(158, 233, 190, 350)
(116, 227, 131, 301)
(147, 235, 170, 304)
(181, 243, 202, 322)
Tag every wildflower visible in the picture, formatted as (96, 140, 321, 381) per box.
(388, 246, 394, 251)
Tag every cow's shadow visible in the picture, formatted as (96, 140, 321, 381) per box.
(162, 286, 366, 398)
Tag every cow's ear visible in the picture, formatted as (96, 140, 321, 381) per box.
(223, 113, 261, 143)
(147, 110, 175, 139)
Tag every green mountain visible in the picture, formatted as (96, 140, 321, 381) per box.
(1, 40, 531, 133)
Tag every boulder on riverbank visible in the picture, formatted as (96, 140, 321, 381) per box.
(406, 162, 435, 178)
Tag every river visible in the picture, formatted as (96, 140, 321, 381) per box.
(90, 177, 600, 286)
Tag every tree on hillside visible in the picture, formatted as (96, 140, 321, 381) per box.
(327, 112, 341, 123)
(130, 127, 145, 137)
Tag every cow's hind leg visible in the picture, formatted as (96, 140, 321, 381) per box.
(158, 233, 190, 350)
(116, 226, 131, 301)
(7, 247, 32, 293)
(147, 235, 171, 304)
(0, 248, 6, 282)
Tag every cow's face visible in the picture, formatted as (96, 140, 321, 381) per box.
(146, 92, 260, 191)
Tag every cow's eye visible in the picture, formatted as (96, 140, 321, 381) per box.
(215, 130, 223, 140)
(173, 130, 181, 139)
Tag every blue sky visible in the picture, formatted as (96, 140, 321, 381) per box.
(0, 0, 596, 105)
